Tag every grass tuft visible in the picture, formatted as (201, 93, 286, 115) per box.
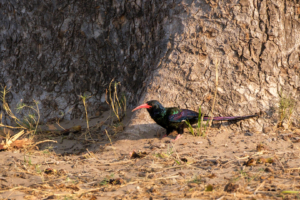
(185, 105, 209, 137)
(277, 89, 296, 128)
(79, 92, 92, 140)
(106, 79, 126, 123)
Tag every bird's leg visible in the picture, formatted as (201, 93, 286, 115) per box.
(129, 149, 136, 158)
(155, 129, 162, 138)
(172, 125, 184, 142)
(173, 134, 183, 141)
(161, 128, 172, 139)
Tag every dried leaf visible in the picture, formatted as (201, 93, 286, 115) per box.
(44, 168, 57, 174)
(266, 158, 274, 163)
(11, 139, 33, 149)
(130, 151, 148, 159)
(109, 178, 125, 185)
(244, 158, 256, 166)
(4, 130, 25, 148)
(256, 157, 266, 164)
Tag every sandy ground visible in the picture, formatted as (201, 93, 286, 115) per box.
(1, 112, 300, 200)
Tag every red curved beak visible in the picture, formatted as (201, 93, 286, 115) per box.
(132, 103, 152, 112)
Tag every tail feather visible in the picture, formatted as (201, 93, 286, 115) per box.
(202, 114, 258, 121)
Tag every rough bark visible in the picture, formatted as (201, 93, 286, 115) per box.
(0, 0, 299, 131)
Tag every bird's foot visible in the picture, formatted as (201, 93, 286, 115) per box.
(129, 150, 136, 158)
(172, 134, 183, 142)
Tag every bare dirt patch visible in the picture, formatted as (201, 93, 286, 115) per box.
(1, 116, 300, 199)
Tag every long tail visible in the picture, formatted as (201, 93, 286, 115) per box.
(202, 114, 258, 121)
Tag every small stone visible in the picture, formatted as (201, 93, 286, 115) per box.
(245, 132, 253, 136)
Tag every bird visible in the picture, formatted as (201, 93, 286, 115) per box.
(132, 100, 258, 141)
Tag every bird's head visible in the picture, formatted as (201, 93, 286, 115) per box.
(132, 100, 164, 112)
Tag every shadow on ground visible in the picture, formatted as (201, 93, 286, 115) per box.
(37, 118, 253, 156)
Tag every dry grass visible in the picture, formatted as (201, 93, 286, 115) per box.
(0, 86, 51, 151)
(277, 89, 296, 128)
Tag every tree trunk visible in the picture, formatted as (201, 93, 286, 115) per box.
(0, 0, 299, 131)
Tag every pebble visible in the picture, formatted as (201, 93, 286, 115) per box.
(245, 132, 253, 136)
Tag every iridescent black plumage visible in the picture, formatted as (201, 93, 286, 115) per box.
(132, 100, 258, 140)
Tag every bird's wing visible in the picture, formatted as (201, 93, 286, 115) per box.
(168, 109, 198, 123)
